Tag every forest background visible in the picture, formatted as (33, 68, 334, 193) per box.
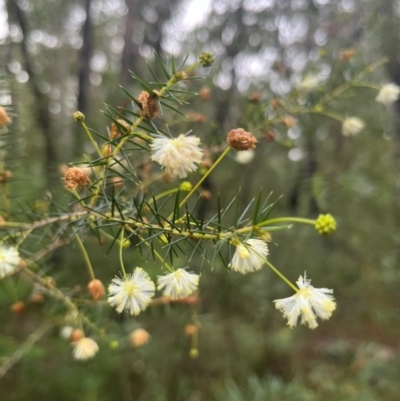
(1, 0, 400, 400)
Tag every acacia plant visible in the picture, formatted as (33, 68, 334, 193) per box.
(0, 51, 396, 363)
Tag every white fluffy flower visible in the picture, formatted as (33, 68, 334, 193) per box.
(60, 326, 74, 340)
(297, 74, 319, 91)
(229, 238, 269, 274)
(342, 117, 365, 136)
(150, 134, 203, 178)
(108, 267, 155, 315)
(274, 274, 336, 330)
(157, 268, 199, 299)
(376, 83, 400, 105)
(0, 245, 21, 279)
(234, 149, 255, 164)
(72, 337, 99, 360)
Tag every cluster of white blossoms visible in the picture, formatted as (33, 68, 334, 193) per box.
(150, 134, 203, 178)
(229, 239, 269, 274)
(72, 337, 99, 361)
(376, 83, 400, 105)
(108, 267, 155, 315)
(107, 267, 200, 314)
(342, 117, 365, 136)
(274, 274, 336, 329)
(0, 245, 21, 279)
(157, 268, 199, 299)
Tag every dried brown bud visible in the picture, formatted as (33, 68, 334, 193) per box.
(87, 279, 105, 300)
(184, 324, 198, 336)
(227, 128, 258, 151)
(129, 328, 150, 347)
(11, 301, 25, 314)
(272, 62, 285, 74)
(265, 130, 275, 142)
(0, 106, 12, 127)
(282, 116, 296, 128)
(248, 92, 262, 103)
(111, 176, 124, 188)
(137, 91, 159, 119)
(271, 98, 281, 110)
(162, 173, 174, 183)
(110, 119, 131, 139)
(70, 329, 84, 342)
(0, 170, 12, 183)
(187, 112, 207, 124)
(202, 159, 213, 168)
(30, 293, 44, 303)
(201, 190, 212, 199)
(102, 144, 113, 157)
(199, 87, 211, 101)
(64, 167, 91, 191)
(339, 48, 356, 62)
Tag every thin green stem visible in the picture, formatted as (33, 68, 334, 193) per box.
(119, 228, 127, 277)
(75, 234, 95, 280)
(258, 217, 316, 227)
(308, 110, 344, 123)
(81, 122, 102, 157)
(169, 146, 231, 221)
(263, 258, 299, 293)
(317, 57, 388, 106)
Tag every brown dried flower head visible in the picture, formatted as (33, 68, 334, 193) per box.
(0, 106, 12, 127)
(138, 91, 159, 119)
(187, 112, 207, 124)
(271, 98, 281, 110)
(110, 119, 131, 139)
(111, 176, 124, 188)
(248, 92, 262, 103)
(30, 293, 45, 303)
(339, 48, 356, 62)
(70, 329, 84, 342)
(64, 167, 91, 190)
(265, 130, 275, 142)
(184, 324, 198, 336)
(129, 328, 150, 347)
(87, 279, 106, 300)
(0, 170, 12, 183)
(199, 87, 211, 101)
(282, 115, 297, 128)
(227, 128, 258, 151)
(11, 301, 25, 314)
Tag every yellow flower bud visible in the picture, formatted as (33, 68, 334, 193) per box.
(315, 214, 336, 235)
(179, 181, 193, 192)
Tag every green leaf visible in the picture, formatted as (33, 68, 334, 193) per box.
(154, 51, 171, 80)
(159, 101, 187, 117)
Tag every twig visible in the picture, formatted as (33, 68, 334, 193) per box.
(0, 323, 52, 380)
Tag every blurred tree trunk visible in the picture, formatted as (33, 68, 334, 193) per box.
(120, 0, 177, 84)
(6, 0, 57, 187)
(77, 0, 93, 117)
(121, 0, 140, 84)
(74, 0, 93, 157)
